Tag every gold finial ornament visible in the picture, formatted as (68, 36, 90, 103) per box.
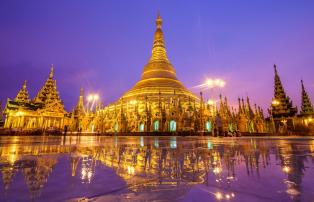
(49, 64, 54, 78)
(23, 80, 27, 89)
(156, 12, 162, 29)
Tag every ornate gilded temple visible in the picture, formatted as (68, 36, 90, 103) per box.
(92, 14, 202, 133)
(3, 66, 70, 130)
(269, 65, 314, 133)
(2, 14, 313, 134)
(1, 15, 268, 134)
(68, 14, 266, 134)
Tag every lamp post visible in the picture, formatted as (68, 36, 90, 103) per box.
(204, 78, 226, 100)
(204, 78, 226, 116)
(270, 99, 280, 134)
(86, 94, 99, 113)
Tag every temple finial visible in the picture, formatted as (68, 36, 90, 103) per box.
(156, 12, 162, 29)
(80, 87, 84, 96)
(23, 80, 27, 89)
(246, 96, 250, 104)
(148, 12, 169, 63)
(274, 64, 277, 74)
(49, 64, 54, 78)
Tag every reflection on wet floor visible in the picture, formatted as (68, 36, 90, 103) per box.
(0, 136, 314, 201)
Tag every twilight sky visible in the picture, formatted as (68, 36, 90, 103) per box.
(0, 0, 314, 112)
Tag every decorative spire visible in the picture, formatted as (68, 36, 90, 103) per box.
(274, 64, 278, 75)
(271, 64, 297, 118)
(300, 80, 314, 116)
(34, 66, 56, 103)
(246, 97, 253, 114)
(49, 64, 54, 79)
(156, 12, 162, 28)
(73, 87, 85, 115)
(80, 87, 83, 97)
(122, 13, 198, 102)
(238, 97, 243, 114)
(45, 81, 62, 103)
(15, 80, 30, 102)
(241, 98, 245, 112)
(149, 13, 169, 63)
(254, 104, 258, 115)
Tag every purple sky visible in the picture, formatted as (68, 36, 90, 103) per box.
(0, 0, 314, 112)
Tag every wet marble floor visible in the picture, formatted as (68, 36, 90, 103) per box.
(0, 136, 314, 202)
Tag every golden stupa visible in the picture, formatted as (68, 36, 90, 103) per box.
(2, 13, 268, 134)
(121, 14, 198, 102)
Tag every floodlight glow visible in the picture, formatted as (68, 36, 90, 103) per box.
(272, 99, 280, 106)
(205, 78, 226, 88)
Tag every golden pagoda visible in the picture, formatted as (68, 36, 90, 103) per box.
(93, 14, 201, 133)
(77, 14, 267, 134)
(2, 14, 268, 134)
(122, 13, 198, 102)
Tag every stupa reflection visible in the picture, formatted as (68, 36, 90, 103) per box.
(0, 136, 314, 201)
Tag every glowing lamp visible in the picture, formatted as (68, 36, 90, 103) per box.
(130, 100, 137, 105)
(87, 95, 93, 102)
(215, 192, 223, 200)
(205, 78, 226, 88)
(283, 166, 290, 173)
(272, 99, 280, 106)
(207, 99, 216, 105)
(93, 94, 99, 100)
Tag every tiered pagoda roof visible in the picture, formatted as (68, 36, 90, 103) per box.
(300, 80, 314, 117)
(5, 65, 66, 114)
(34, 65, 55, 103)
(271, 64, 297, 118)
(14, 80, 30, 103)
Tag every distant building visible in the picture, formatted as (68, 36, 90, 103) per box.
(297, 79, 314, 129)
(269, 65, 314, 133)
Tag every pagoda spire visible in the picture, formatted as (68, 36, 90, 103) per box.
(49, 64, 54, 79)
(74, 87, 85, 115)
(122, 13, 198, 102)
(246, 96, 254, 117)
(15, 80, 30, 102)
(224, 96, 231, 116)
(271, 64, 297, 118)
(45, 81, 60, 102)
(241, 98, 245, 113)
(254, 103, 258, 114)
(300, 80, 314, 116)
(238, 97, 243, 114)
(148, 13, 170, 63)
(34, 66, 55, 103)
